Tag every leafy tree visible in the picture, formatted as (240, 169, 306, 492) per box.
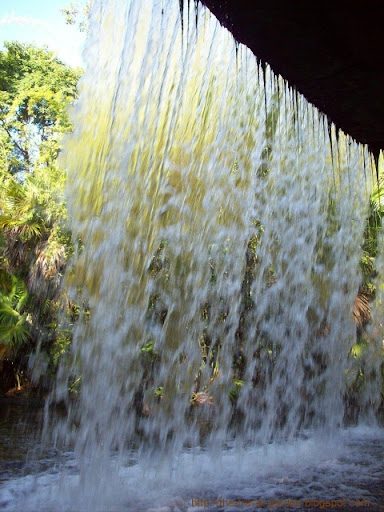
(0, 43, 80, 391)
(0, 42, 80, 176)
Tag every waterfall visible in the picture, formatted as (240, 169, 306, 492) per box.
(45, 0, 382, 505)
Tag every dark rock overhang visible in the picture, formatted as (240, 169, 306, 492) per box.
(200, 0, 384, 162)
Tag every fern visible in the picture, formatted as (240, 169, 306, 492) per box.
(0, 275, 30, 348)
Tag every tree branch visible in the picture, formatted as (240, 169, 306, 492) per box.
(0, 119, 30, 167)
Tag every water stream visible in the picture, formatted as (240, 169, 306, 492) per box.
(1, 0, 383, 510)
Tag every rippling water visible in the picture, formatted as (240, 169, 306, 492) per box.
(1, 404, 383, 511)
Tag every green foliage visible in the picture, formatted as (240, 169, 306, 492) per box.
(62, 1, 91, 32)
(0, 42, 80, 176)
(154, 386, 164, 398)
(0, 42, 81, 389)
(0, 172, 44, 243)
(50, 329, 72, 368)
(359, 178, 384, 297)
(350, 339, 369, 360)
(229, 379, 244, 402)
(141, 340, 156, 355)
(0, 275, 30, 348)
(345, 169, 384, 416)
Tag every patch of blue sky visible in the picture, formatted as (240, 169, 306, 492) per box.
(0, 0, 85, 67)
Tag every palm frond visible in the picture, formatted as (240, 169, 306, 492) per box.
(353, 291, 371, 328)
(0, 275, 30, 347)
(29, 236, 66, 296)
(0, 173, 45, 241)
(0, 313, 30, 347)
(0, 268, 12, 293)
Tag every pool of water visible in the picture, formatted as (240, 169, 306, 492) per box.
(1, 401, 383, 511)
(0, 400, 46, 482)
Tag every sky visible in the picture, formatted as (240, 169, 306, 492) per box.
(0, 0, 86, 67)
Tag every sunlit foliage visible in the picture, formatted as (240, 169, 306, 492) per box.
(0, 43, 80, 389)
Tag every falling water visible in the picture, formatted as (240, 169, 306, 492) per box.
(56, 0, 380, 459)
(4, 0, 384, 510)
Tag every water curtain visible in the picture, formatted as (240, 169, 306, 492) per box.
(50, 0, 382, 475)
